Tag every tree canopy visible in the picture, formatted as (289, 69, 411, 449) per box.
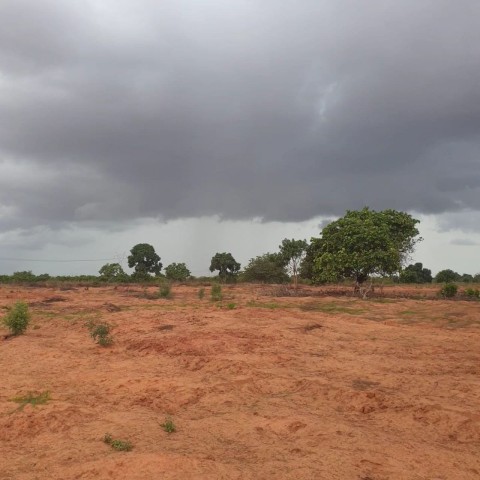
(209, 252, 241, 282)
(399, 262, 432, 284)
(434, 269, 460, 283)
(99, 263, 128, 282)
(127, 243, 162, 278)
(279, 238, 308, 289)
(241, 253, 289, 284)
(313, 207, 421, 286)
(165, 262, 191, 281)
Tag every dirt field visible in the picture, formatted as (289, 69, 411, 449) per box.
(1, 284, 479, 480)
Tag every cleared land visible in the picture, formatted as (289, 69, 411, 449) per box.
(0, 284, 479, 479)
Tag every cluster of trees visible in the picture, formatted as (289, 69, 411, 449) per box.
(2, 208, 479, 291)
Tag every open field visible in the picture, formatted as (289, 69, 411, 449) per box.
(1, 284, 479, 479)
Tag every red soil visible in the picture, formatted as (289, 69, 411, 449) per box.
(0, 284, 479, 479)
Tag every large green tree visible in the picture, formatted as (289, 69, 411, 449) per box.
(434, 269, 460, 283)
(209, 252, 241, 282)
(241, 253, 289, 284)
(279, 238, 308, 289)
(299, 237, 323, 281)
(99, 263, 129, 283)
(165, 262, 191, 281)
(313, 207, 421, 292)
(127, 243, 162, 279)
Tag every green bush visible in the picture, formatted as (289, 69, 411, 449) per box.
(3, 301, 30, 335)
(160, 417, 176, 433)
(104, 433, 133, 451)
(464, 288, 480, 299)
(89, 323, 113, 346)
(211, 284, 222, 301)
(440, 283, 458, 298)
(159, 284, 172, 299)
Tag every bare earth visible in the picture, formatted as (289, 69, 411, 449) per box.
(1, 284, 479, 480)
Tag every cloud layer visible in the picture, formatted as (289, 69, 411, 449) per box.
(1, 0, 480, 232)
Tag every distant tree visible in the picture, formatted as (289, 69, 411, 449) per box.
(460, 273, 474, 283)
(299, 237, 323, 281)
(241, 253, 289, 284)
(434, 269, 460, 283)
(209, 252, 241, 282)
(474, 273, 480, 283)
(313, 208, 421, 296)
(279, 238, 308, 289)
(12, 271, 37, 283)
(127, 243, 162, 279)
(399, 262, 432, 283)
(99, 263, 128, 282)
(165, 262, 191, 281)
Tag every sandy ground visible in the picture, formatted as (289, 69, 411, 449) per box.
(0, 283, 479, 480)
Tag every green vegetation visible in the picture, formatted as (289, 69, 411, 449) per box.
(198, 288, 205, 299)
(226, 302, 236, 309)
(464, 287, 480, 299)
(160, 417, 176, 433)
(99, 263, 129, 283)
(12, 391, 50, 410)
(88, 322, 113, 346)
(435, 269, 460, 283)
(399, 262, 432, 283)
(211, 284, 223, 301)
(159, 283, 172, 299)
(104, 433, 133, 451)
(241, 253, 289, 284)
(165, 262, 191, 281)
(279, 238, 308, 289)
(313, 208, 421, 296)
(209, 252, 241, 282)
(3, 301, 31, 336)
(128, 243, 162, 279)
(440, 283, 458, 298)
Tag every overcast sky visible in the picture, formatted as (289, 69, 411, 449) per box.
(1, 0, 480, 276)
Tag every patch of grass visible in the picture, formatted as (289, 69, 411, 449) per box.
(198, 288, 205, 300)
(161, 416, 176, 433)
(300, 302, 365, 315)
(103, 433, 133, 451)
(226, 302, 236, 309)
(3, 301, 31, 335)
(12, 391, 50, 410)
(246, 300, 281, 309)
(159, 284, 172, 299)
(211, 284, 222, 302)
(87, 321, 113, 347)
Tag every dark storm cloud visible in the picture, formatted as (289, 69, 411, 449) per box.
(1, 0, 480, 231)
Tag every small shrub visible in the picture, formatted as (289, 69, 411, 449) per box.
(104, 433, 133, 451)
(12, 391, 50, 410)
(3, 301, 30, 335)
(440, 283, 458, 298)
(90, 323, 113, 346)
(198, 288, 205, 300)
(464, 288, 480, 299)
(226, 302, 236, 309)
(211, 284, 222, 301)
(160, 417, 176, 433)
(159, 284, 172, 299)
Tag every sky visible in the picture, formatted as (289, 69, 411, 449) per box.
(1, 0, 480, 277)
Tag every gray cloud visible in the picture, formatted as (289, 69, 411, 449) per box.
(1, 0, 480, 232)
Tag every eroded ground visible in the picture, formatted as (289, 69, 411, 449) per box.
(1, 284, 479, 479)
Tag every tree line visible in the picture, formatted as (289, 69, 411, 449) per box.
(2, 208, 479, 287)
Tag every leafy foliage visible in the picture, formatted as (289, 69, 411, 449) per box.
(89, 323, 113, 346)
(440, 283, 458, 298)
(128, 243, 162, 278)
(209, 252, 240, 282)
(241, 253, 289, 284)
(160, 417, 176, 433)
(399, 262, 432, 283)
(434, 269, 460, 283)
(313, 207, 421, 286)
(99, 263, 129, 283)
(104, 433, 133, 451)
(300, 237, 323, 281)
(279, 239, 308, 288)
(165, 262, 191, 281)
(3, 301, 31, 336)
